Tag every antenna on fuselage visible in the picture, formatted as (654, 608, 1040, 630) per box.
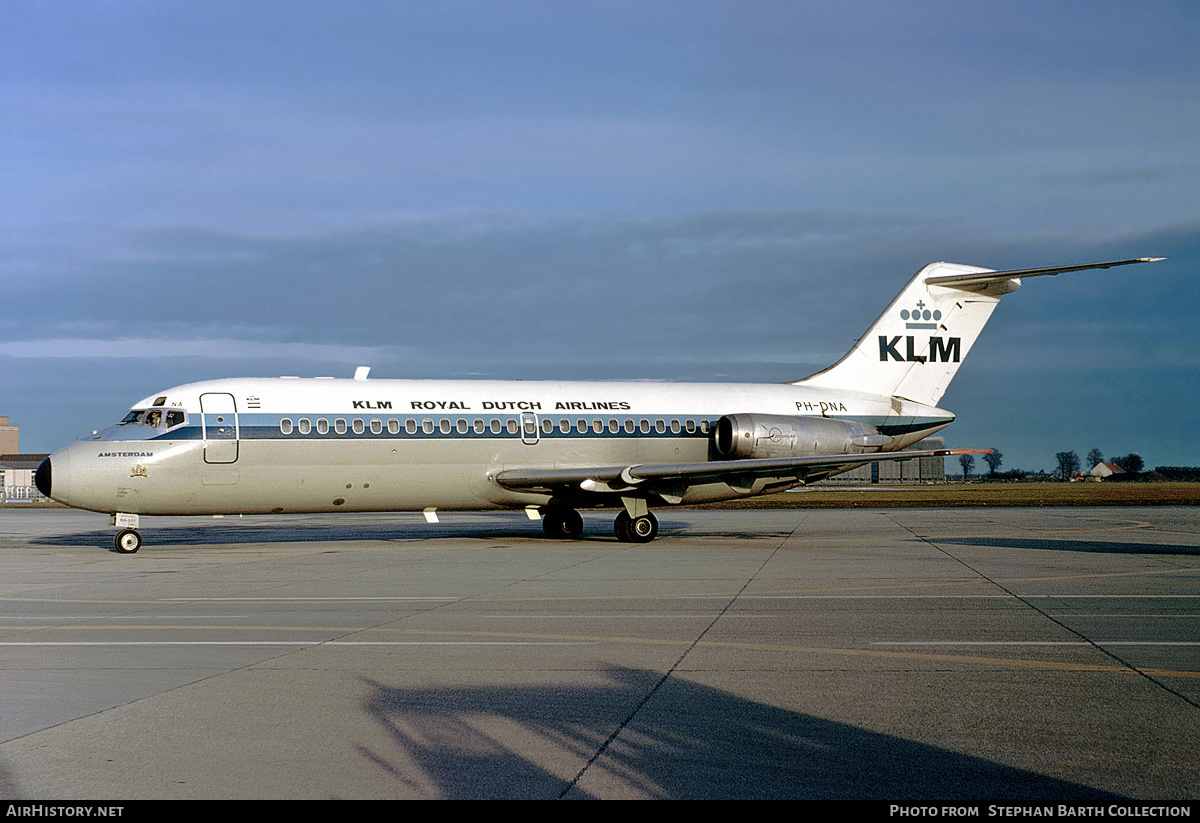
(353, 366, 371, 381)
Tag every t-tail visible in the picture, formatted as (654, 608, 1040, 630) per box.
(796, 258, 1163, 407)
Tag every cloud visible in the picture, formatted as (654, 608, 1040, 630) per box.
(0, 337, 397, 363)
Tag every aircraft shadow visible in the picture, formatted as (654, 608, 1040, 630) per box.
(354, 665, 1129, 800)
(932, 537, 1200, 556)
(37, 515, 700, 550)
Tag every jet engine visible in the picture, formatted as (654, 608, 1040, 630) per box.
(714, 414, 892, 460)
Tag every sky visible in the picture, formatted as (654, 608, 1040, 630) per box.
(2, 0, 1198, 473)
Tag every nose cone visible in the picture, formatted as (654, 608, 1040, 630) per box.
(35, 458, 52, 498)
(35, 449, 72, 505)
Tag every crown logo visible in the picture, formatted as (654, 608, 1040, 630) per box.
(900, 300, 941, 329)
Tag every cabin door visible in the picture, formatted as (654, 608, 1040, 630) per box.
(200, 392, 239, 463)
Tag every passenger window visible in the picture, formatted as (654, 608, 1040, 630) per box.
(608, 419, 619, 434)
(473, 419, 485, 434)
(506, 419, 519, 435)
(439, 419, 451, 434)
(456, 419, 469, 434)
(541, 418, 553, 434)
(422, 419, 434, 434)
(655, 419, 666, 434)
(490, 419, 502, 434)
(352, 418, 365, 435)
(594, 419, 604, 434)
(334, 419, 347, 434)
(369, 419, 382, 435)
(670, 419, 681, 434)
(317, 418, 329, 434)
(406, 419, 417, 435)
(624, 419, 635, 434)
(280, 418, 293, 435)
(388, 419, 400, 435)
(298, 418, 311, 435)
(576, 419, 587, 434)
(685, 419, 696, 434)
(639, 419, 650, 434)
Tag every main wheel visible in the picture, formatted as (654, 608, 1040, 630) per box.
(114, 528, 142, 554)
(614, 510, 633, 542)
(628, 512, 658, 543)
(614, 510, 658, 543)
(542, 508, 583, 539)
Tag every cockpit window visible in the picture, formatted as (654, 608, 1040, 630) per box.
(120, 409, 186, 430)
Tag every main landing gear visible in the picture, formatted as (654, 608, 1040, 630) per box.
(540, 503, 660, 543)
(541, 507, 584, 539)
(614, 510, 658, 543)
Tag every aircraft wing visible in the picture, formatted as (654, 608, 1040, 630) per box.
(495, 448, 990, 502)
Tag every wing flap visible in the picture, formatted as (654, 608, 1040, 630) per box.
(495, 449, 991, 496)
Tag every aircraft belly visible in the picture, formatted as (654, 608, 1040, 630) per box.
(208, 437, 711, 514)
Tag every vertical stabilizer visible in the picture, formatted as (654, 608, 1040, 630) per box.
(796, 257, 1161, 407)
(797, 262, 1016, 406)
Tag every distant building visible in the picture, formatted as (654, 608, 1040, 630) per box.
(817, 437, 947, 484)
(0, 417, 17, 456)
(1088, 462, 1125, 481)
(1, 454, 49, 502)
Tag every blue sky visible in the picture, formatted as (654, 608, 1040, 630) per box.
(3, 1, 1198, 472)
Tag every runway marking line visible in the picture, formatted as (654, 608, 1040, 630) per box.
(0, 629, 1196, 679)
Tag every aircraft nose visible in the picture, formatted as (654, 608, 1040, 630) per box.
(35, 458, 52, 498)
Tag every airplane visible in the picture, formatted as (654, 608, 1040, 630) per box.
(34, 257, 1161, 553)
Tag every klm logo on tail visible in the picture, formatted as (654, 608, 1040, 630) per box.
(878, 335, 961, 363)
(879, 300, 959, 363)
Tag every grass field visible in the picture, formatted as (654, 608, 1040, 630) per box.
(696, 481, 1200, 509)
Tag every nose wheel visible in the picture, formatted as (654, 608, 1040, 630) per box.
(114, 528, 143, 554)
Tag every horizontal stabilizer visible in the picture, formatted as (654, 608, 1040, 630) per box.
(925, 257, 1163, 288)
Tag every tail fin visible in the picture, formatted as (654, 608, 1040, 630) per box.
(796, 258, 1162, 407)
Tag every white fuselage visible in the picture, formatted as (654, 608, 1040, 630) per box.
(42, 376, 952, 516)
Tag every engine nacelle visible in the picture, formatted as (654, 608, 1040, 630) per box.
(714, 414, 892, 460)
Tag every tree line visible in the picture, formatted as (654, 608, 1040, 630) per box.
(954, 448, 1195, 480)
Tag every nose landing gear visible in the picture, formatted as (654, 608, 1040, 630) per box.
(114, 528, 143, 554)
(111, 513, 142, 554)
